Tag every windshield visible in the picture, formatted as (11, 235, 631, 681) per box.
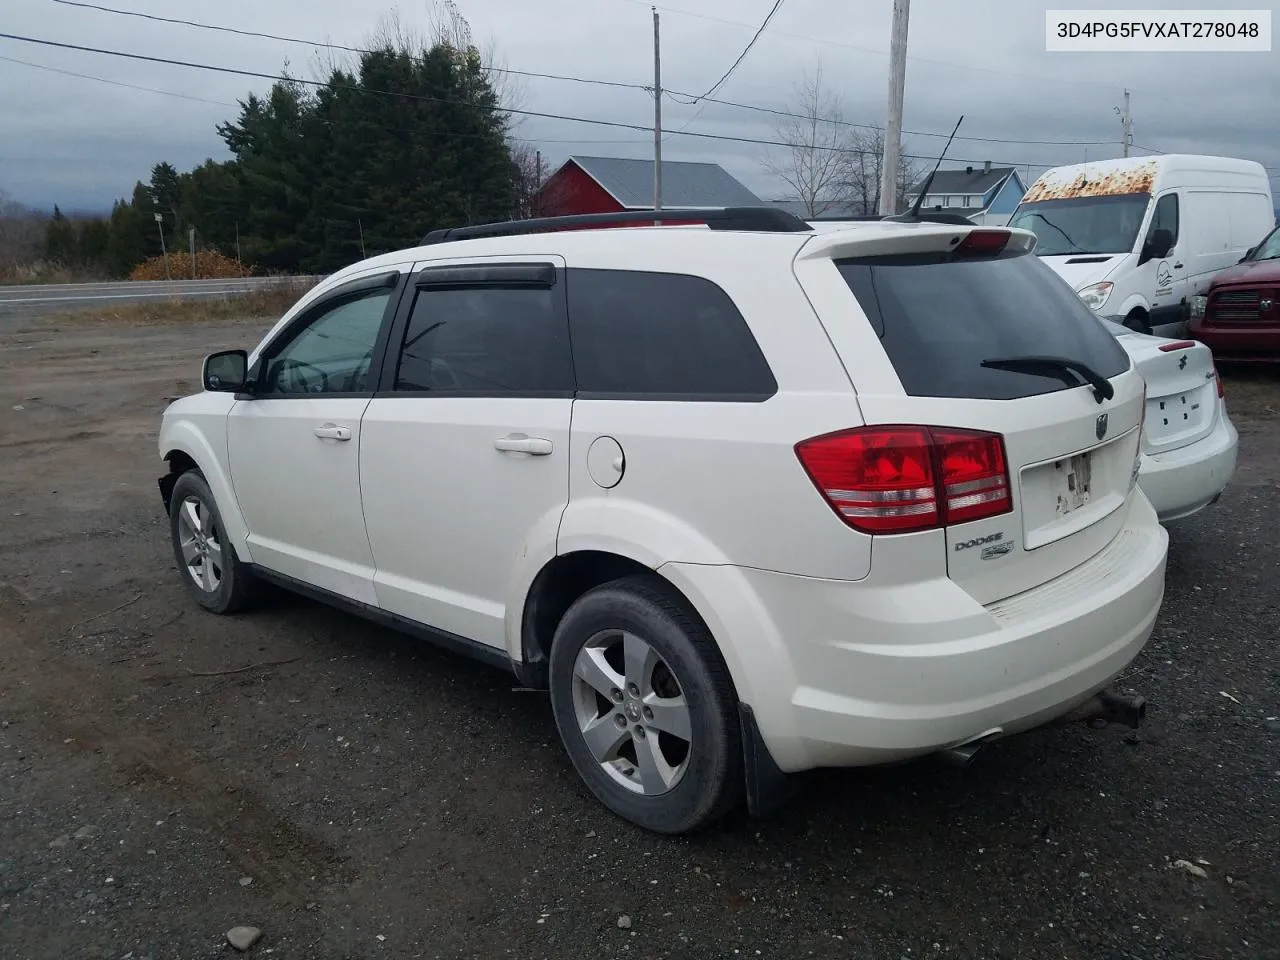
(1248, 224, 1280, 261)
(1008, 193, 1150, 256)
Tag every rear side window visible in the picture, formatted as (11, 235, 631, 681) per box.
(566, 269, 776, 400)
(837, 251, 1130, 400)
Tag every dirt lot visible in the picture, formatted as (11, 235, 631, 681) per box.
(1, 312, 1278, 960)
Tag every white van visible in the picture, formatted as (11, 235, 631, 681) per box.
(1008, 155, 1274, 336)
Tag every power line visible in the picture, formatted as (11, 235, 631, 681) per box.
(0, 32, 1089, 169)
(44, 0, 1131, 152)
(46, 0, 650, 93)
(0, 52, 648, 147)
(670, 0, 786, 137)
(696, 0, 785, 102)
(616, 0, 1134, 93)
(0, 52, 235, 105)
(665, 90, 1122, 146)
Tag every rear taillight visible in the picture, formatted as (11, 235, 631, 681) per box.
(1158, 340, 1196, 352)
(1214, 367, 1224, 398)
(795, 426, 1012, 534)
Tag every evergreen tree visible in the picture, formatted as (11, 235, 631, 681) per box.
(44, 205, 78, 265)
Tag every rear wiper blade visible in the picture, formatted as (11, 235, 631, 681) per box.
(980, 354, 1115, 404)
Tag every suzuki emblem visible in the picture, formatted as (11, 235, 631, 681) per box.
(1095, 412, 1109, 440)
(1262, 298, 1274, 312)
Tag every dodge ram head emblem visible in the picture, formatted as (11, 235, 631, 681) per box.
(1095, 412, 1109, 440)
(1262, 298, 1274, 311)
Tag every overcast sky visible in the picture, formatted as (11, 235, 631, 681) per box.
(1, 0, 1276, 212)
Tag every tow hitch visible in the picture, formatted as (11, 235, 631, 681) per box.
(1059, 690, 1147, 729)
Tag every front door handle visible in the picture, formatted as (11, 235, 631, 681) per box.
(494, 434, 553, 456)
(314, 423, 352, 441)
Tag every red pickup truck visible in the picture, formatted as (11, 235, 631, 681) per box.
(1189, 222, 1280, 361)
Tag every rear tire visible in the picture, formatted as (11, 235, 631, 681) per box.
(1123, 310, 1151, 335)
(168, 470, 257, 615)
(548, 574, 743, 834)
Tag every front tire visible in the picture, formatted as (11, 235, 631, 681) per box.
(168, 470, 257, 615)
(548, 575, 743, 834)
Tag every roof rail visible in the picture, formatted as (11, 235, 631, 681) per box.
(420, 206, 813, 245)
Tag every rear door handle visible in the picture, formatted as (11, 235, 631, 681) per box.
(314, 423, 352, 441)
(494, 434, 553, 456)
(1173, 262, 1184, 269)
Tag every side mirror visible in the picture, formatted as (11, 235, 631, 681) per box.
(202, 349, 248, 392)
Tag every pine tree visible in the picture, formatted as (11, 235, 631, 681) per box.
(44, 204, 79, 265)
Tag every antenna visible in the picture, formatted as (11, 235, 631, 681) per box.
(887, 115, 964, 222)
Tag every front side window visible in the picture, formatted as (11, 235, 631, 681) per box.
(394, 285, 572, 395)
(1148, 193, 1179, 247)
(260, 290, 391, 395)
(1009, 193, 1151, 256)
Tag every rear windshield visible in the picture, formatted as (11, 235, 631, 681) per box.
(836, 250, 1131, 401)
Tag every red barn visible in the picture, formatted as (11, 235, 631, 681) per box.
(534, 156, 761, 217)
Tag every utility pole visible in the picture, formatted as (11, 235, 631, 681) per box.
(1122, 89, 1132, 157)
(189, 227, 196, 279)
(534, 149, 542, 218)
(879, 0, 911, 215)
(652, 6, 662, 211)
(235, 222, 243, 277)
(154, 212, 170, 280)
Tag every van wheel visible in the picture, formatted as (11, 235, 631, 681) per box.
(548, 575, 743, 834)
(1123, 311, 1151, 334)
(168, 470, 258, 615)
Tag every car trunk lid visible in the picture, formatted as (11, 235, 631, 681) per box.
(798, 225, 1145, 606)
(1109, 327, 1218, 454)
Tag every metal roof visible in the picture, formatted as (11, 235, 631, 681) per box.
(909, 166, 1015, 197)
(568, 156, 761, 209)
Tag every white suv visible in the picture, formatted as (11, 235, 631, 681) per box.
(158, 208, 1169, 834)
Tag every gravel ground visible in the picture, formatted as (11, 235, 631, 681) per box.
(1, 314, 1277, 960)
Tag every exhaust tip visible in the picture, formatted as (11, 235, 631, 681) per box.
(936, 743, 982, 767)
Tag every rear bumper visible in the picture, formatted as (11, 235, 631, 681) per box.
(1137, 409, 1238, 522)
(663, 494, 1168, 773)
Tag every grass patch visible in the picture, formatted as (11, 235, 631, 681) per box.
(45, 277, 319, 327)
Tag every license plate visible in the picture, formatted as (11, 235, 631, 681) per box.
(1052, 452, 1092, 517)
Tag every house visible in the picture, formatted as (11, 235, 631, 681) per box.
(905, 162, 1027, 226)
(533, 156, 761, 217)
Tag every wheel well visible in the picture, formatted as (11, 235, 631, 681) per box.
(159, 451, 199, 511)
(165, 450, 198, 472)
(518, 551, 654, 689)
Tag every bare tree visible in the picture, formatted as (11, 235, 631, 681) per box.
(842, 127, 926, 215)
(0, 189, 48, 277)
(761, 64, 855, 217)
(509, 140, 543, 219)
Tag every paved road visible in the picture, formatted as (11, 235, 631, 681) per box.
(0, 277, 319, 319)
